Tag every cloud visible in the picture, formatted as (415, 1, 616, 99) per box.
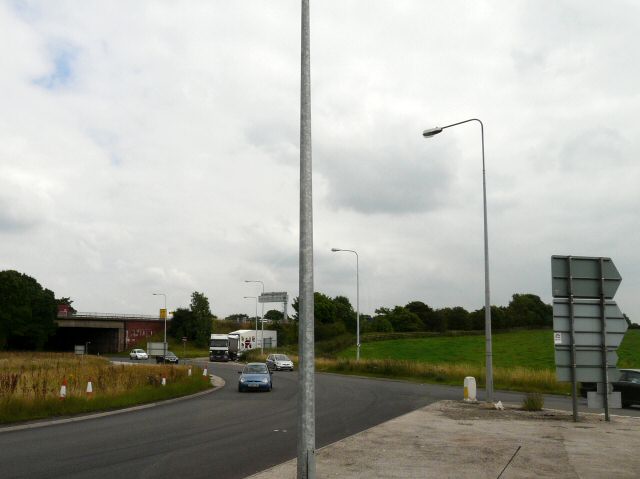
(0, 0, 638, 325)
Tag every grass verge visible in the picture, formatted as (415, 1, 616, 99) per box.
(0, 353, 212, 424)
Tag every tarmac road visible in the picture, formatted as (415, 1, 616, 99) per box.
(1, 360, 638, 479)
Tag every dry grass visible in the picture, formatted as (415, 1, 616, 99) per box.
(0, 352, 194, 402)
(243, 350, 569, 394)
(315, 358, 570, 395)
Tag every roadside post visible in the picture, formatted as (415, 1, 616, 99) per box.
(551, 255, 626, 422)
(182, 336, 187, 356)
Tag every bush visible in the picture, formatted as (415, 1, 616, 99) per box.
(521, 392, 544, 411)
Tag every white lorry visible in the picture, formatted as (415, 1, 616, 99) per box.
(209, 334, 231, 361)
(228, 329, 277, 359)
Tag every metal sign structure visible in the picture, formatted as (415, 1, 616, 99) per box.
(551, 255, 626, 422)
(259, 292, 289, 322)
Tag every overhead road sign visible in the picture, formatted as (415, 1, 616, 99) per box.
(259, 292, 288, 303)
(551, 255, 621, 299)
(553, 299, 627, 348)
(550, 255, 626, 422)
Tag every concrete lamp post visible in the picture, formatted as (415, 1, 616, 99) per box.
(422, 118, 494, 402)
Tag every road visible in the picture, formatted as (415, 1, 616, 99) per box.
(1, 360, 638, 479)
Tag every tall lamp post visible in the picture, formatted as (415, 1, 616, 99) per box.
(331, 248, 360, 361)
(422, 118, 493, 402)
(245, 280, 265, 353)
(244, 296, 258, 352)
(152, 292, 167, 363)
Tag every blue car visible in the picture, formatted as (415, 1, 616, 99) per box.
(238, 362, 272, 392)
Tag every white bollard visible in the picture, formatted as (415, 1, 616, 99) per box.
(202, 367, 208, 377)
(464, 376, 477, 402)
(86, 379, 94, 398)
(161, 377, 166, 386)
(59, 378, 67, 400)
(188, 367, 192, 377)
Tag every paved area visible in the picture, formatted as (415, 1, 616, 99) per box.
(249, 400, 640, 478)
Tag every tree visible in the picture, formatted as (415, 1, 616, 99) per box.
(169, 292, 214, 347)
(225, 313, 249, 323)
(375, 306, 422, 332)
(189, 291, 213, 347)
(264, 309, 284, 322)
(506, 294, 552, 328)
(0, 270, 58, 350)
(405, 301, 440, 331)
(333, 295, 356, 333)
(56, 297, 77, 315)
(363, 316, 393, 333)
(438, 306, 470, 331)
(168, 307, 193, 340)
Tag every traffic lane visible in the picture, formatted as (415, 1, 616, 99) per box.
(4, 363, 637, 479)
(0, 362, 437, 479)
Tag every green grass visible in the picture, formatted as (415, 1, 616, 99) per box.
(338, 329, 640, 370)
(0, 374, 212, 424)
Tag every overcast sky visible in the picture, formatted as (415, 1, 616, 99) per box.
(2, 0, 639, 323)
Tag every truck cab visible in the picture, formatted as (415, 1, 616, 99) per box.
(209, 334, 230, 361)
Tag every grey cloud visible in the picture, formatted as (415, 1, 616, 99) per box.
(558, 127, 629, 171)
(318, 142, 454, 215)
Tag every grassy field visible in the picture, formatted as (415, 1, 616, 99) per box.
(0, 352, 211, 424)
(337, 329, 640, 369)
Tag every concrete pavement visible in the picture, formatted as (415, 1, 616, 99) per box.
(248, 400, 640, 478)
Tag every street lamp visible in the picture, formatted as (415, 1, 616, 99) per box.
(422, 118, 494, 402)
(244, 296, 258, 352)
(331, 248, 360, 361)
(245, 280, 265, 354)
(153, 293, 167, 363)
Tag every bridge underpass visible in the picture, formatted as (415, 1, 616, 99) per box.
(50, 313, 167, 354)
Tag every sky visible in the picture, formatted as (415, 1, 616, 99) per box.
(1, 0, 639, 323)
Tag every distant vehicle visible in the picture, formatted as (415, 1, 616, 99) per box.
(580, 369, 640, 407)
(238, 362, 272, 392)
(156, 351, 179, 364)
(129, 348, 148, 360)
(209, 334, 230, 362)
(266, 354, 294, 371)
(147, 341, 168, 360)
(228, 330, 278, 359)
(615, 369, 640, 407)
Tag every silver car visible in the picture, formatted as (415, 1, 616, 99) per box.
(129, 348, 149, 360)
(266, 354, 294, 371)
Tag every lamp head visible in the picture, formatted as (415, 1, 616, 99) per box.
(331, 248, 341, 252)
(422, 127, 443, 138)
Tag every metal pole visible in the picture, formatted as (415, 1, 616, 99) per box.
(423, 118, 492, 401)
(331, 248, 360, 361)
(243, 296, 258, 351)
(356, 252, 359, 362)
(245, 280, 265, 354)
(599, 258, 610, 421)
(568, 257, 579, 422)
(153, 293, 167, 363)
(478, 121, 493, 403)
(298, 0, 315, 477)
(261, 284, 265, 354)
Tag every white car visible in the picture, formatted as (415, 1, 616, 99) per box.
(266, 354, 294, 371)
(129, 348, 149, 360)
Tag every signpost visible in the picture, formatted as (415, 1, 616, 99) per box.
(551, 255, 626, 422)
(259, 292, 289, 322)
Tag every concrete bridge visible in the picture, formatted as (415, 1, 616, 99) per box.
(53, 312, 169, 354)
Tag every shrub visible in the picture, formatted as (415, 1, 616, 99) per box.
(521, 392, 544, 411)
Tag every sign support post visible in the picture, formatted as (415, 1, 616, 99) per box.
(599, 258, 610, 421)
(567, 257, 578, 422)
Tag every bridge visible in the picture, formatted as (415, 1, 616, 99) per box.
(52, 311, 169, 354)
